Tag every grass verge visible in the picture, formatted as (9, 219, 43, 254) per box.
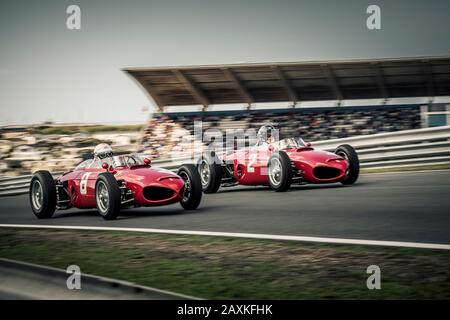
(1, 228, 449, 299)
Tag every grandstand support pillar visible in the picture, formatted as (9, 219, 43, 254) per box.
(446, 104, 450, 127)
(372, 62, 389, 101)
(423, 60, 436, 98)
(221, 68, 254, 106)
(270, 65, 298, 104)
(122, 70, 166, 112)
(420, 104, 429, 128)
(321, 64, 343, 101)
(173, 69, 210, 108)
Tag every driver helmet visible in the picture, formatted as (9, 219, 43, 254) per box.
(93, 143, 113, 159)
(257, 125, 277, 144)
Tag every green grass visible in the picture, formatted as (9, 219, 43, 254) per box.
(361, 163, 450, 174)
(1, 228, 449, 299)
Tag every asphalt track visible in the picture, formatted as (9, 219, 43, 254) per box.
(0, 259, 195, 300)
(0, 171, 449, 244)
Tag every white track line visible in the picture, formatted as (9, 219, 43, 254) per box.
(1, 224, 449, 250)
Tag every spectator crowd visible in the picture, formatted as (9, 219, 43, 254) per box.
(139, 106, 421, 159)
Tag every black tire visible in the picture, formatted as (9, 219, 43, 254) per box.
(335, 144, 360, 185)
(178, 164, 202, 210)
(29, 170, 56, 219)
(95, 172, 121, 220)
(267, 151, 293, 192)
(197, 153, 222, 194)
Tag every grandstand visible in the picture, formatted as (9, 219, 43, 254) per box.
(124, 56, 450, 159)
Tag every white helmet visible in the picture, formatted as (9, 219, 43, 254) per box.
(257, 125, 277, 143)
(93, 143, 113, 159)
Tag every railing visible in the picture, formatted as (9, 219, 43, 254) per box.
(311, 126, 450, 168)
(0, 172, 63, 197)
(1, 126, 449, 197)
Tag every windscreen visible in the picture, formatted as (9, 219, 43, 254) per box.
(274, 138, 307, 150)
(112, 154, 144, 167)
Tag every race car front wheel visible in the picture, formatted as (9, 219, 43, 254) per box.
(268, 151, 293, 192)
(95, 172, 121, 220)
(335, 144, 360, 185)
(178, 164, 202, 210)
(29, 170, 57, 219)
(197, 153, 222, 193)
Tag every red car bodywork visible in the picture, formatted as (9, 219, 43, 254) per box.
(221, 144, 349, 185)
(58, 164, 185, 209)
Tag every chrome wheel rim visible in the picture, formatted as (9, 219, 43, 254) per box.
(96, 181, 109, 214)
(269, 158, 282, 186)
(337, 151, 348, 161)
(31, 180, 43, 210)
(199, 161, 210, 187)
(337, 151, 350, 176)
(179, 172, 191, 202)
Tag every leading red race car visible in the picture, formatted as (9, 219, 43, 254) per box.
(198, 125, 360, 193)
(29, 144, 202, 220)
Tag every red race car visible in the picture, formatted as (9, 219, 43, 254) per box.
(198, 126, 360, 193)
(29, 144, 202, 220)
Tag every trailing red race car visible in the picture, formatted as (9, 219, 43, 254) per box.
(198, 125, 360, 193)
(29, 144, 202, 220)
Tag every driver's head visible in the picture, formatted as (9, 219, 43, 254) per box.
(93, 143, 113, 159)
(257, 125, 277, 143)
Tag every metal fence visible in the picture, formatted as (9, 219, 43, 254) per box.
(1, 126, 449, 197)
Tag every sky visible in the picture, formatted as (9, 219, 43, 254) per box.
(0, 0, 449, 125)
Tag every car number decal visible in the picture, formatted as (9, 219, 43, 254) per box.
(80, 172, 92, 195)
(247, 153, 257, 173)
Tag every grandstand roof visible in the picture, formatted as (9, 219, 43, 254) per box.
(124, 56, 450, 110)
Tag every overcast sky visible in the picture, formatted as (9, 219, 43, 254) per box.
(0, 0, 449, 125)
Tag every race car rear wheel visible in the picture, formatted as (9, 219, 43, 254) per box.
(95, 172, 121, 220)
(335, 144, 360, 185)
(29, 170, 56, 219)
(268, 151, 292, 192)
(178, 164, 202, 210)
(197, 153, 222, 194)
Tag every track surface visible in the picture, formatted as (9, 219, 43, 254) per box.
(0, 171, 449, 244)
(0, 259, 192, 300)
